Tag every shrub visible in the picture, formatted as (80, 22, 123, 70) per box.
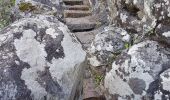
(0, 0, 15, 29)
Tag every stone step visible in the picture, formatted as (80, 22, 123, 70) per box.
(64, 5, 90, 11)
(65, 17, 96, 32)
(63, 0, 83, 5)
(64, 10, 91, 18)
(74, 31, 95, 49)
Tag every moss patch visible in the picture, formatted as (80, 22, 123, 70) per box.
(19, 2, 37, 12)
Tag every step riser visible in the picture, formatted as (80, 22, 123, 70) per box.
(64, 13, 91, 18)
(64, 1, 83, 5)
(67, 24, 96, 32)
(66, 7, 89, 11)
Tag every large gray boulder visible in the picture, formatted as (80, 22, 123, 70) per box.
(105, 40, 170, 99)
(88, 26, 130, 67)
(0, 15, 86, 100)
(103, 0, 170, 44)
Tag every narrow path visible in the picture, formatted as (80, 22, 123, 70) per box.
(62, 0, 105, 100)
(63, 0, 98, 49)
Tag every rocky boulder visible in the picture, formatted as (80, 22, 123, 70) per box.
(104, 40, 170, 99)
(12, 0, 63, 22)
(88, 26, 130, 67)
(0, 15, 86, 100)
(89, 0, 110, 25)
(102, 0, 170, 44)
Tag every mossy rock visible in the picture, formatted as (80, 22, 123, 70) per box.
(19, 2, 37, 12)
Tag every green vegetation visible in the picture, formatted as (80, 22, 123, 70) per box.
(10, 0, 16, 6)
(18, 2, 37, 12)
(0, 0, 15, 29)
(94, 74, 104, 86)
(125, 42, 130, 49)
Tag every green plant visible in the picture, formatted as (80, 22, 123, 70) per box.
(0, 0, 15, 29)
(147, 29, 155, 36)
(10, 0, 16, 6)
(125, 43, 130, 49)
(19, 2, 37, 12)
(94, 74, 104, 86)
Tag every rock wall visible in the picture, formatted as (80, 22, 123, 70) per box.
(104, 0, 170, 42)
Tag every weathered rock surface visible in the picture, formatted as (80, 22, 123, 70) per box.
(13, 0, 63, 22)
(74, 31, 95, 49)
(64, 10, 91, 18)
(65, 17, 97, 32)
(105, 40, 170, 99)
(95, 0, 170, 44)
(0, 15, 86, 100)
(88, 26, 130, 67)
(16, 0, 62, 8)
(64, 5, 89, 11)
(89, 0, 110, 25)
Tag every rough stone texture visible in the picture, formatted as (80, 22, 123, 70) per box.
(64, 10, 91, 18)
(89, 0, 110, 25)
(0, 15, 86, 100)
(74, 31, 95, 49)
(96, 0, 170, 44)
(65, 17, 96, 32)
(16, 0, 62, 8)
(105, 40, 170, 99)
(13, 0, 64, 22)
(88, 26, 130, 67)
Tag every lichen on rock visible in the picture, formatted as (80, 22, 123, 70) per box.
(0, 15, 86, 100)
(105, 40, 170, 99)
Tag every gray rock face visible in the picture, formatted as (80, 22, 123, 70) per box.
(16, 0, 62, 7)
(13, 0, 63, 22)
(0, 15, 86, 100)
(89, 0, 110, 25)
(105, 40, 170, 99)
(88, 26, 130, 67)
(103, 0, 170, 43)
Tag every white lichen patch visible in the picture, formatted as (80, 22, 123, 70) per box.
(144, 0, 154, 17)
(46, 28, 59, 38)
(167, 7, 170, 17)
(14, 29, 47, 99)
(120, 13, 128, 23)
(164, 0, 169, 5)
(0, 35, 8, 42)
(88, 56, 101, 67)
(105, 41, 169, 99)
(160, 69, 170, 92)
(154, 91, 163, 100)
(122, 34, 130, 42)
(12, 15, 86, 99)
(48, 24, 86, 94)
(162, 31, 170, 37)
(105, 63, 134, 96)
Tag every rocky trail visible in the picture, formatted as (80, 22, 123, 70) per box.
(1, 0, 170, 100)
(63, 0, 106, 99)
(63, 0, 98, 49)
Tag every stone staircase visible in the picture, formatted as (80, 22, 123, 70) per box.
(63, 0, 97, 32)
(63, 1, 104, 100)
